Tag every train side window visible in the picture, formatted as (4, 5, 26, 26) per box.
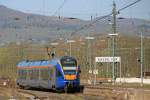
(28, 70, 31, 80)
(34, 69, 39, 80)
(19, 69, 27, 80)
(30, 70, 34, 80)
(18, 70, 22, 79)
(23, 70, 27, 79)
(40, 69, 49, 80)
(30, 69, 39, 80)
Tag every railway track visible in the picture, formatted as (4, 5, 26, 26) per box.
(83, 84, 133, 100)
(18, 89, 40, 99)
(18, 89, 51, 100)
(17, 87, 106, 100)
(83, 85, 113, 97)
(16, 83, 139, 100)
(84, 85, 113, 90)
(0, 83, 128, 100)
(1, 82, 150, 100)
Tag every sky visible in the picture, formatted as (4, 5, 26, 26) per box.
(0, 0, 149, 20)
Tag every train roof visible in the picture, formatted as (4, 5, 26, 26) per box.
(17, 58, 60, 67)
(17, 56, 77, 67)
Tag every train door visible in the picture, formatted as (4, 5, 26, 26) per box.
(50, 67, 56, 89)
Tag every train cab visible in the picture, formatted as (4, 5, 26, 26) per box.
(60, 56, 80, 91)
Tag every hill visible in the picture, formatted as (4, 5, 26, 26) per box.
(0, 5, 149, 44)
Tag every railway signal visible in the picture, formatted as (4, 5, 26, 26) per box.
(93, 69, 98, 75)
(88, 70, 92, 74)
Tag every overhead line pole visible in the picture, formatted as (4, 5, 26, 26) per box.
(140, 31, 144, 87)
(112, 1, 117, 85)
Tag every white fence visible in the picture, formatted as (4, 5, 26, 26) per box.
(116, 78, 150, 84)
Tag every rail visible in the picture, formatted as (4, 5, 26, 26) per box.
(17, 89, 48, 100)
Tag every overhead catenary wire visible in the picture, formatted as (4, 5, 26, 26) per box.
(53, 0, 67, 16)
(129, 5, 137, 35)
(118, 0, 142, 13)
(71, 13, 112, 36)
(70, 0, 142, 37)
(51, 0, 68, 42)
(43, 0, 46, 15)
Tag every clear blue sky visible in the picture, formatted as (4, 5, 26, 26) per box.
(0, 0, 149, 20)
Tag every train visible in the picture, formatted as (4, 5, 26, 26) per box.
(16, 56, 81, 92)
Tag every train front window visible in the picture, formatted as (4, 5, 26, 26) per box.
(60, 57, 77, 75)
(61, 60, 76, 67)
